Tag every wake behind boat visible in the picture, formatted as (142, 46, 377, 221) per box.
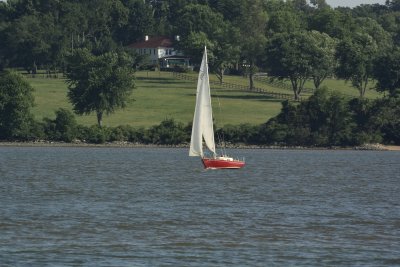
(189, 47, 245, 169)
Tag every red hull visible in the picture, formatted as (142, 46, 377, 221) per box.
(202, 157, 245, 169)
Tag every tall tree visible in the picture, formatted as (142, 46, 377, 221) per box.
(373, 47, 400, 97)
(310, 0, 329, 9)
(0, 71, 35, 140)
(267, 9, 303, 35)
(115, 0, 155, 45)
(386, 0, 400, 11)
(236, 0, 267, 90)
(308, 31, 337, 89)
(265, 31, 315, 100)
(3, 13, 60, 72)
(66, 49, 135, 127)
(209, 24, 241, 84)
(174, 3, 240, 83)
(69, 0, 129, 55)
(336, 32, 378, 98)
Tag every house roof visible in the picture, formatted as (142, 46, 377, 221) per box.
(128, 36, 173, 49)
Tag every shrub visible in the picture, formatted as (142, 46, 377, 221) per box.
(43, 109, 78, 142)
(148, 118, 188, 145)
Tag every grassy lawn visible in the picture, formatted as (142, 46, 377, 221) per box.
(29, 71, 283, 128)
(28, 71, 383, 128)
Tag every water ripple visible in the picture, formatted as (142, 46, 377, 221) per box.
(0, 147, 399, 266)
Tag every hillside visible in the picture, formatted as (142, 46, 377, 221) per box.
(29, 71, 381, 128)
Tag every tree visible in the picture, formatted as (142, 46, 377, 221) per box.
(66, 49, 135, 127)
(267, 9, 303, 35)
(114, 0, 155, 45)
(175, 4, 226, 60)
(43, 108, 78, 142)
(0, 71, 35, 140)
(386, 0, 400, 11)
(310, 0, 329, 9)
(3, 14, 59, 72)
(264, 88, 355, 146)
(209, 24, 241, 84)
(236, 0, 267, 90)
(369, 97, 400, 145)
(373, 47, 400, 97)
(308, 31, 337, 89)
(378, 11, 400, 45)
(307, 8, 343, 38)
(355, 17, 392, 50)
(174, 3, 240, 83)
(336, 32, 378, 98)
(173, 3, 227, 63)
(265, 31, 315, 100)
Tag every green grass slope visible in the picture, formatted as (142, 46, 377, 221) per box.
(29, 71, 382, 128)
(29, 71, 283, 128)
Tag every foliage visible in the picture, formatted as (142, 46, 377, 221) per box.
(147, 118, 189, 145)
(2, 0, 400, 147)
(216, 124, 260, 145)
(113, 0, 154, 46)
(0, 71, 35, 140)
(335, 32, 379, 98)
(368, 97, 400, 144)
(308, 31, 337, 89)
(261, 88, 358, 146)
(265, 32, 316, 100)
(236, 0, 267, 90)
(66, 48, 135, 127)
(373, 47, 400, 97)
(43, 108, 78, 142)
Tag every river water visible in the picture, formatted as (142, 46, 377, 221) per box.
(0, 147, 399, 266)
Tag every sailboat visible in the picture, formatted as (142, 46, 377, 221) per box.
(189, 47, 245, 169)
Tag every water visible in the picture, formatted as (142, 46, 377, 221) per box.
(0, 147, 399, 266)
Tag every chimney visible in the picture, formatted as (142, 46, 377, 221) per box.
(145, 35, 149, 41)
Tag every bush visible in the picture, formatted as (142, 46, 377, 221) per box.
(109, 125, 131, 142)
(369, 97, 400, 145)
(42, 109, 78, 142)
(147, 118, 189, 145)
(84, 125, 109, 144)
(263, 89, 357, 147)
(217, 124, 260, 145)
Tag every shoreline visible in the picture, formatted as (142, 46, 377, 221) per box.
(1, 141, 399, 151)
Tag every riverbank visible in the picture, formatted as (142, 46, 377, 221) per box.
(1, 141, 399, 151)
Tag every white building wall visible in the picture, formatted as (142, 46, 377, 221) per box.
(136, 47, 179, 64)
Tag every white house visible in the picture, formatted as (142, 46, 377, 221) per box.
(128, 36, 190, 70)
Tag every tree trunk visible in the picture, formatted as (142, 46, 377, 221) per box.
(360, 76, 369, 98)
(97, 111, 103, 127)
(298, 77, 307, 100)
(249, 72, 254, 90)
(290, 77, 300, 100)
(216, 67, 224, 84)
(313, 76, 322, 89)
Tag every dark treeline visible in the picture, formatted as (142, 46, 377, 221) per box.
(1, 0, 400, 146)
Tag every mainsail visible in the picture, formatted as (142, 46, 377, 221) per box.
(189, 47, 216, 157)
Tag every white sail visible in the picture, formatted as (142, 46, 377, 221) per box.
(189, 47, 216, 157)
